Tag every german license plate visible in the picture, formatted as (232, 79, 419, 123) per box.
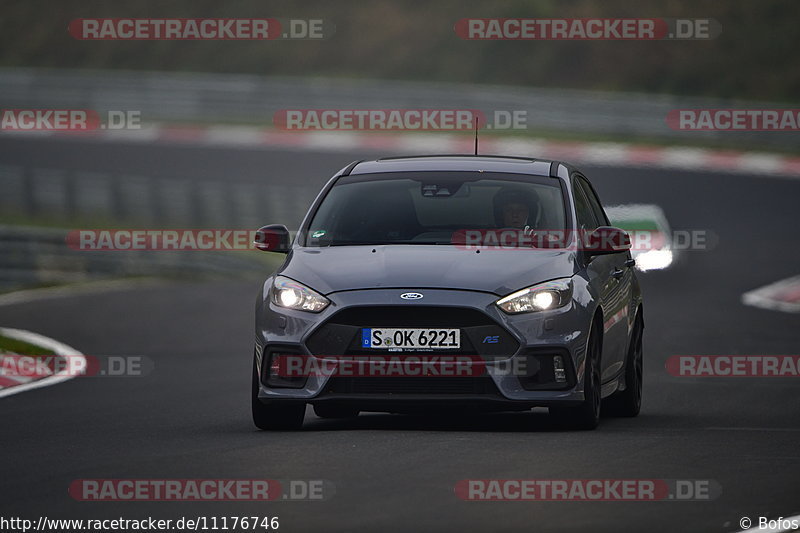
(361, 328, 460, 349)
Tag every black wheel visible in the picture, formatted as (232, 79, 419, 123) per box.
(251, 360, 305, 430)
(550, 319, 601, 430)
(313, 404, 359, 419)
(603, 314, 643, 417)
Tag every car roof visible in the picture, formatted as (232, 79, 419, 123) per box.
(347, 155, 572, 179)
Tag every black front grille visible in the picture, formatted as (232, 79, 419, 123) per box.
(325, 306, 495, 327)
(325, 377, 499, 395)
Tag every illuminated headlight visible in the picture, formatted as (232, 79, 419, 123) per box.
(270, 276, 330, 312)
(496, 278, 573, 314)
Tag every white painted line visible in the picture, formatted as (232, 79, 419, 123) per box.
(102, 126, 162, 143)
(203, 125, 264, 146)
(0, 327, 85, 399)
(304, 131, 364, 150)
(490, 138, 549, 156)
(0, 130, 55, 139)
(395, 133, 460, 154)
(737, 153, 786, 175)
(742, 275, 800, 313)
(660, 147, 711, 169)
(580, 143, 632, 165)
(0, 278, 167, 308)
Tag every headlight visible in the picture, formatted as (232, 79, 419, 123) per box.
(496, 278, 573, 314)
(270, 276, 330, 312)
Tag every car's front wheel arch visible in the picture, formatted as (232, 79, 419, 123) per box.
(602, 307, 644, 418)
(590, 306, 604, 378)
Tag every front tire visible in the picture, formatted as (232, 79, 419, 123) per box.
(603, 314, 643, 417)
(251, 360, 305, 430)
(550, 320, 601, 430)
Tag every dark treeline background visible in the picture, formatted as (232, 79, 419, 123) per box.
(1, 0, 798, 101)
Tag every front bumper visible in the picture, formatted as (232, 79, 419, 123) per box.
(255, 287, 591, 409)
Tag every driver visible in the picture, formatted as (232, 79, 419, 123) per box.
(492, 187, 541, 230)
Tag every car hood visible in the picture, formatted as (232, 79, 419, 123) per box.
(279, 245, 578, 296)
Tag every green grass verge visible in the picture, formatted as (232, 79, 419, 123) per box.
(0, 334, 55, 356)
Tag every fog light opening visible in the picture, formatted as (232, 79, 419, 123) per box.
(264, 351, 308, 389)
(269, 356, 282, 378)
(553, 355, 566, 383)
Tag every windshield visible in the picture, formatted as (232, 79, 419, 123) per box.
(305, 172, 567, 246)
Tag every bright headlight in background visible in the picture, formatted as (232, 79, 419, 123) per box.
(496, 278, 573, 314)
(605, 204, 676, 272)
(271, 276, 330, 312)
(635, 249, 674, 272)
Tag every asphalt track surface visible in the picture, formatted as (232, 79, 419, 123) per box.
(1, 136, 799, 532)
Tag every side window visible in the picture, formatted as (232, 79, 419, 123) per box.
(572, 180, 599, 231)
(577, 176, 610, 226)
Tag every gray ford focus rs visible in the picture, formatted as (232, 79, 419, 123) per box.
(252, 155, 644, 430)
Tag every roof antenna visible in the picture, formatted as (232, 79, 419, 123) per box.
(474, 116, 479, 155)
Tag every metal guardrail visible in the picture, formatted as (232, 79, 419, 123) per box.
(0, 67, 794, 148)
(0, 161, 315, 291)
(0, 164, 316, 228)
(0, 225, 277, 292)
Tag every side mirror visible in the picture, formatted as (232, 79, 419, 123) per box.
(585, 226, 631, 255)
(254, 224, 291, 253)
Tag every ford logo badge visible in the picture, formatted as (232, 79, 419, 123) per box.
(400, 292, 424, 300)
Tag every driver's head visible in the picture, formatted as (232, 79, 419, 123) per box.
(493, 187, 540, 228)
(501, 201, 529, 228)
